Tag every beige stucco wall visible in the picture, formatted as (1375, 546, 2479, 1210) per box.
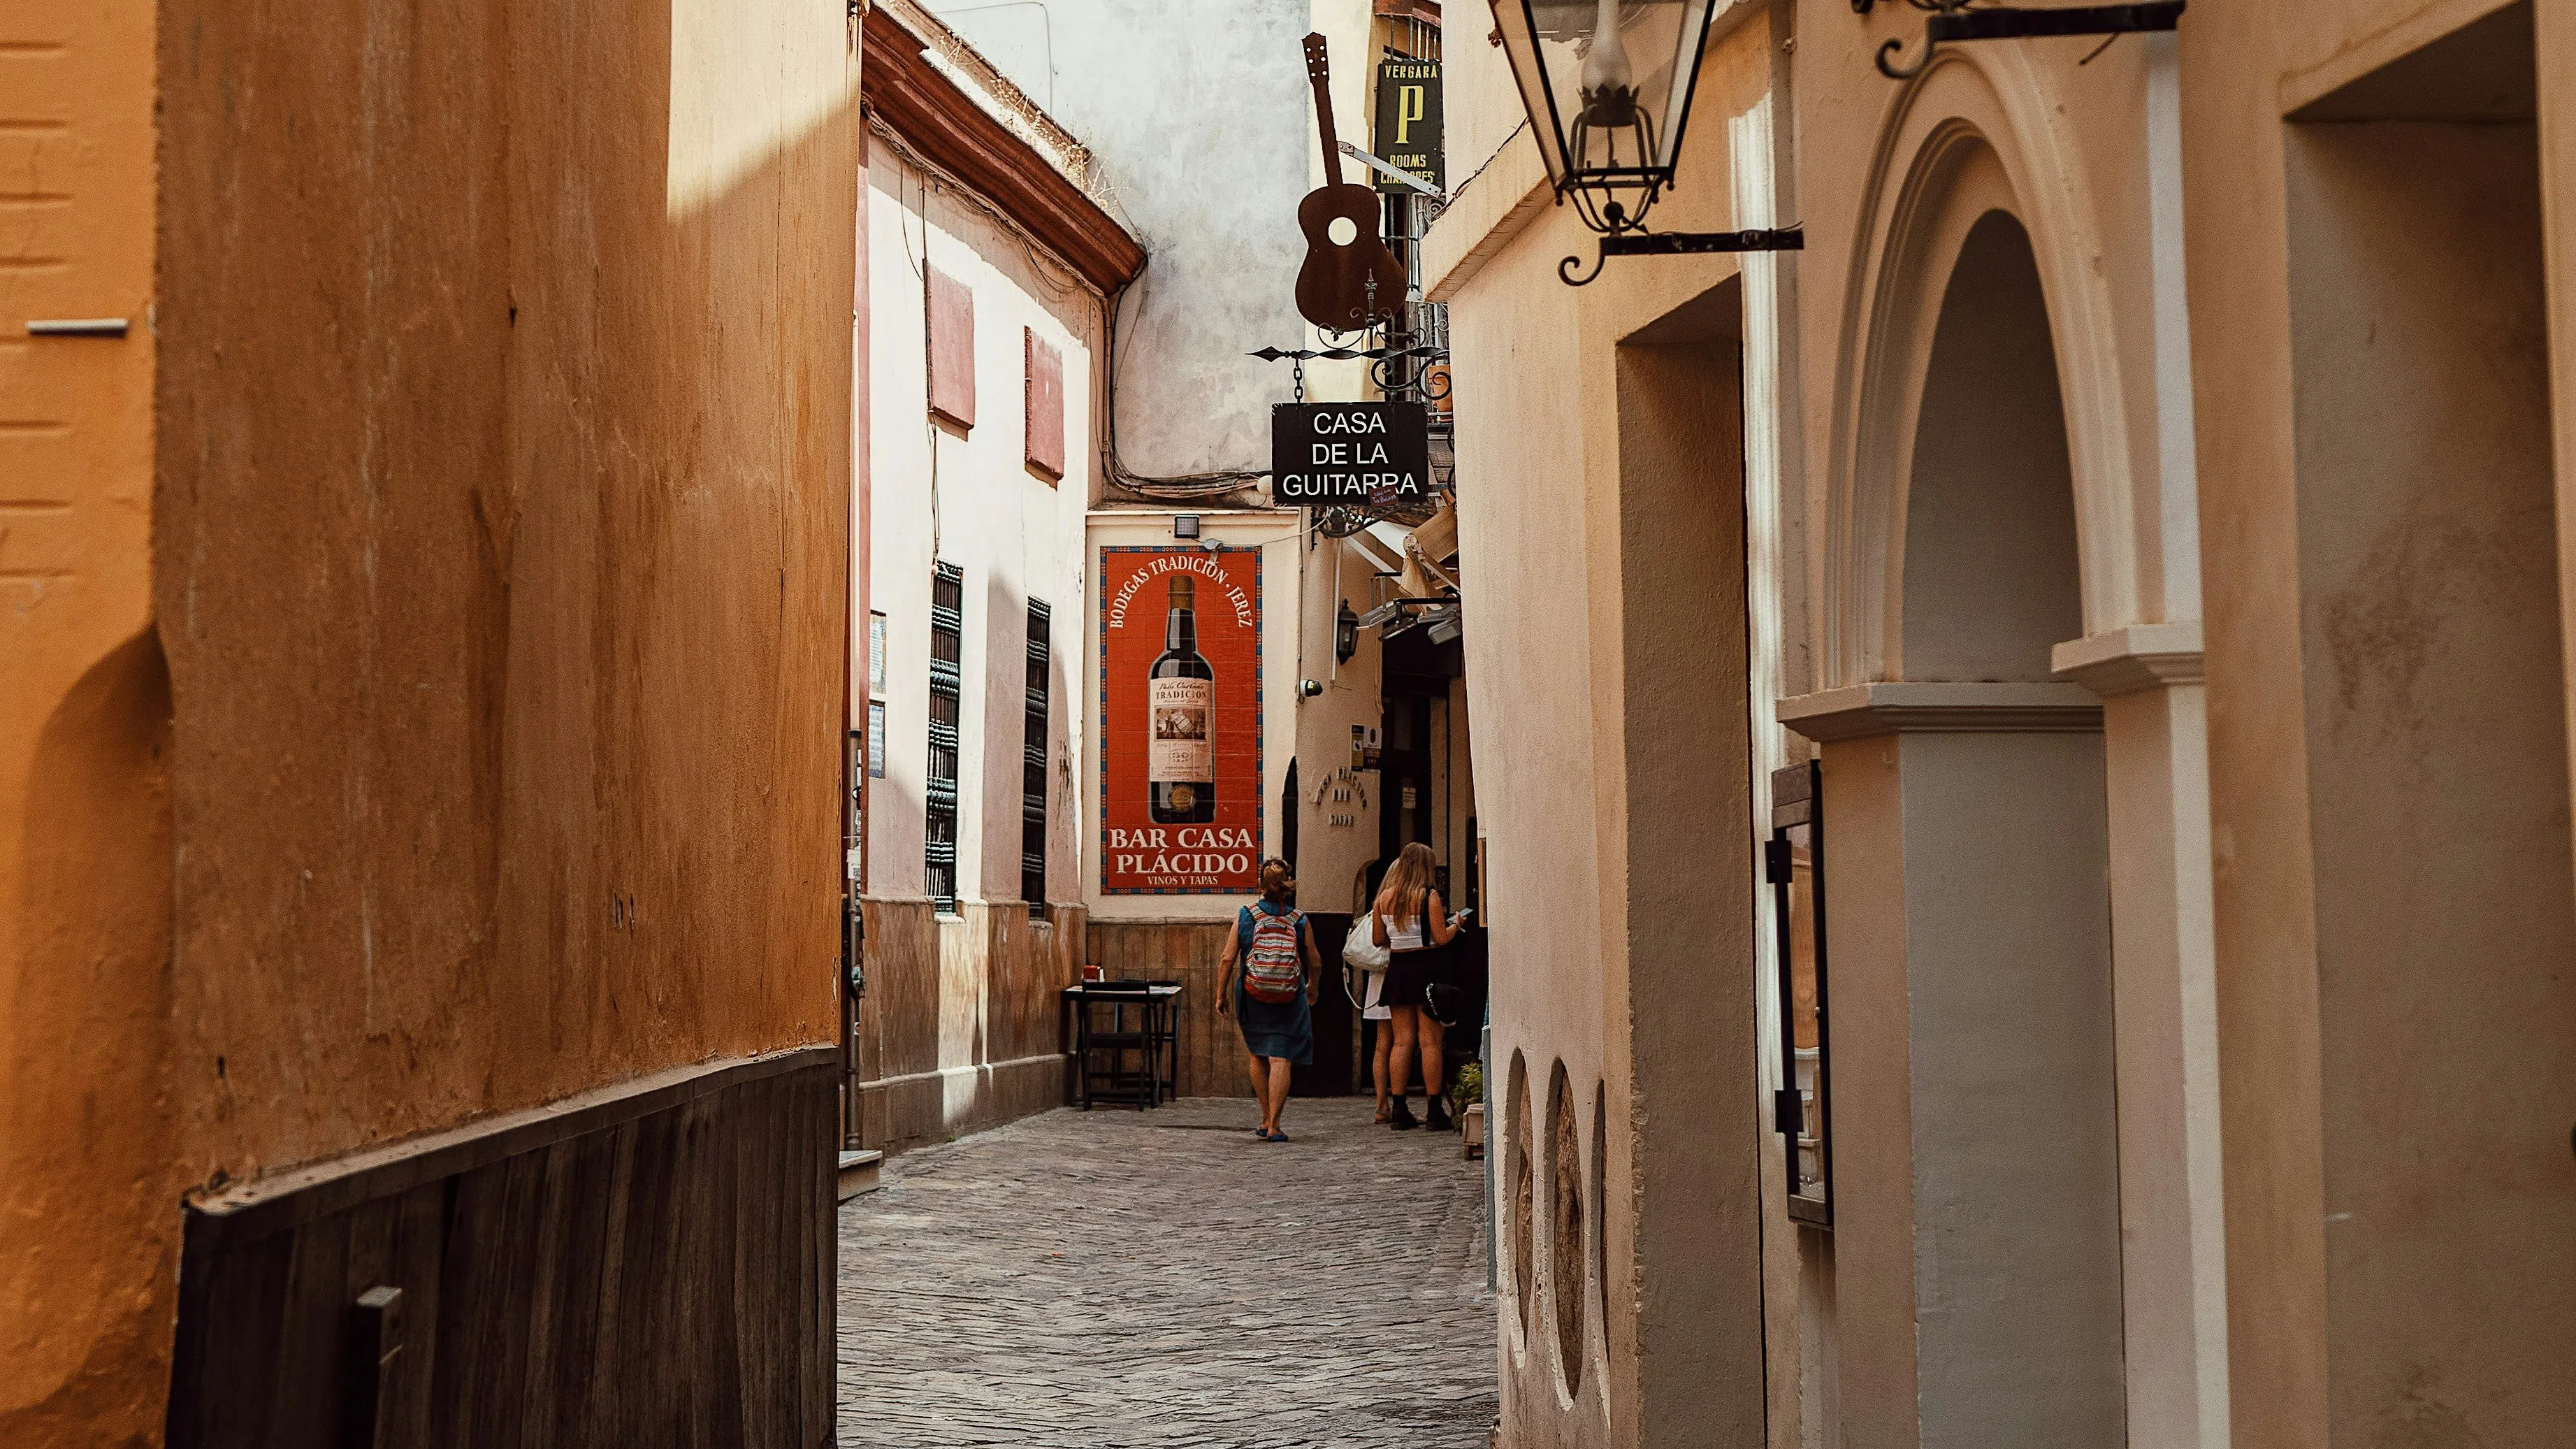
(1428, 10, 1786, 1447)
(1293, 532, 1389, 914)
(1441, 0, 2576, 1445)
(3, 0, 860, 1439)
(854, 121, 1108, 1144)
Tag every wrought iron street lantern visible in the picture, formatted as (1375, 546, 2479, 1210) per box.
(1490, 0, 1802, 284)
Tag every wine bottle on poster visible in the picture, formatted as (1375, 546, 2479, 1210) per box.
(1148, 574, 1217, 824)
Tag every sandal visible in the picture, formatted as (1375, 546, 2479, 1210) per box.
(1266, 1129, 1289, 1142)
(1373, 1105, 1393, 1124)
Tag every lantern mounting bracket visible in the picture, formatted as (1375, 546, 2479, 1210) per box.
(1863, 1, 2185, 81)
(1559, 226, 1805, 289)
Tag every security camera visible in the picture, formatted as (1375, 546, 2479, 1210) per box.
(1299, 679, 1324, 698)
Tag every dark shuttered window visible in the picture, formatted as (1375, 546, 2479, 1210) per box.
(1022, 600, 1051, 916)
(927, 563, 964, 914)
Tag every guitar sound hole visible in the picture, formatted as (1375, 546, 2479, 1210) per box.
(1328, 217, 1358, 246)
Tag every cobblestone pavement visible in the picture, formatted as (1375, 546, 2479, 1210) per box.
(837, 1096, 1497, 1448)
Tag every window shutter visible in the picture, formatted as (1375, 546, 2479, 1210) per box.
(926, 563, 965, 914)
(1024, 329, 1064, 482)
(927, 266, 976, 431)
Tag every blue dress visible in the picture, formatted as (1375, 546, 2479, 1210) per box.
(1233, 902, 1315, 1065)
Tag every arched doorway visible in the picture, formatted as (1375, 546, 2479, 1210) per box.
(1897, 203, 2125, 1443)
(1789, 185, 2127, 1448)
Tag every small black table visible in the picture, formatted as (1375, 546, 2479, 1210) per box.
(1062, 983, 1182, 1109)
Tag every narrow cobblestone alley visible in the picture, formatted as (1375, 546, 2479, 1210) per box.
(836, 1098, 1497, 1448)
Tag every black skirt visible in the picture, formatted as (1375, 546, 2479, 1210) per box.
(1380, 945, 1444, 1010)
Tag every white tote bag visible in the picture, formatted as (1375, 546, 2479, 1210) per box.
(1342, 915, 1391, 972)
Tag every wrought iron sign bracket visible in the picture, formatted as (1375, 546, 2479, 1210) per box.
(1861, 1, 2185, 82)
(1561, 226, 1804, 288)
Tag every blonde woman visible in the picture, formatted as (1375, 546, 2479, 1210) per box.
(1371, 842, 1463, 1131)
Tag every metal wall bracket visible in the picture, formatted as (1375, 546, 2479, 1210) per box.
(26, 318, 129, 338)
(1561, 226, 1804, 287)
(1872, 1, 2185, 80)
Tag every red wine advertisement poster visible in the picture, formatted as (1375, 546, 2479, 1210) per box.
(1099, 545, 1263, 895)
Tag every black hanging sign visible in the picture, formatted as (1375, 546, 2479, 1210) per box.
(1272, 401, 1431, 503)
(1372, 58, 1444, 192)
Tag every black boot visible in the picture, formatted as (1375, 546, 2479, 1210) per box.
(1425, 1095, 1454, 1132)
(1390, 1095, 1420, 1130)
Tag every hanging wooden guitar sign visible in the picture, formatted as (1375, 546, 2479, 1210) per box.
(1294, 33, 1405, 333)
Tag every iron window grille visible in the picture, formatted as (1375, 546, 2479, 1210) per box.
(927, 563, 964, 915)
(1022, 599, 1051, 918)
(1765, 759, 1834, 1227)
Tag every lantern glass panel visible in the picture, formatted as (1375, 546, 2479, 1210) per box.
(1496, 0, 1713, 189)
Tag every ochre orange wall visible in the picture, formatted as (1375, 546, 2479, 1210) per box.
(0, 0, 175, 1441)
(151, 0, 859, 1182)
(2, 0, 861, 1441)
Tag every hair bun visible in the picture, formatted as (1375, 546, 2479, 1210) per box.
(1258, 856, 1296, 902)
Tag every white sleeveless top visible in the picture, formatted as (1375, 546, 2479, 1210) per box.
(1379, 906, 1426, 953)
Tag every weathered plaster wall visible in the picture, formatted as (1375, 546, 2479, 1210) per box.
(2285, 110, 2576, 1447)
(2177, 3, 2573, 1445)
(924, 0, 1319, 480)
(0, 0, 173, 1440)
(153, 0, 858, 1185)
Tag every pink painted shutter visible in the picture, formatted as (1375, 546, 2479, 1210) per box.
(927, 266, 975, 430)
(1024, 329, 1064, 482)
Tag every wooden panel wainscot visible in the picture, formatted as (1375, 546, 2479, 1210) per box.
(1085, 919, 1250, 1100)
(164, 1050, 839, 1449)
(855, 899, 1085, 1150)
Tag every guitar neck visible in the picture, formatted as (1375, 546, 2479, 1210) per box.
(1310, 74, 1347, 187)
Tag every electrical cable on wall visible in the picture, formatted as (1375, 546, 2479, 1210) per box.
(1099, 277, 1269, 503)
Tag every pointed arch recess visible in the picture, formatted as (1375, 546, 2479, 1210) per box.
(1823, 46, 2143, 687)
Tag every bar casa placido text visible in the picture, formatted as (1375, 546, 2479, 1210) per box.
(1103, 824, 1262, 885)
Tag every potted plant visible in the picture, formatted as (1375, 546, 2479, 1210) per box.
(1451, 1061, 1486, 1158)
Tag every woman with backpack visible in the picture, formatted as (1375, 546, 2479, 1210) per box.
(1372, 842, 1465, 1132)
(1217, 858, 1322, 1142)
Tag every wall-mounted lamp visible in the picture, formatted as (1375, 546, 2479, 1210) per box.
(1173, 513, 1201, 540)
(1490, 0, 1803, 285)
(1300, 679, 1325, 698)
(1336, 601, 1361, 663)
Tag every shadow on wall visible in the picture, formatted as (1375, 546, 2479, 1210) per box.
(0, 628, 175, 1445)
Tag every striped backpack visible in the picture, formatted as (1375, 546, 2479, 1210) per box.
(1240, 906, 1305, 1004)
